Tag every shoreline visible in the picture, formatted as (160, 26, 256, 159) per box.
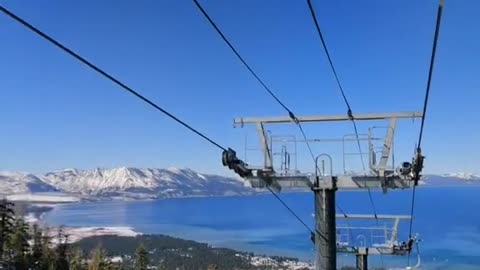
(25, 203, 314, 269)
(20, 202, 140, 244)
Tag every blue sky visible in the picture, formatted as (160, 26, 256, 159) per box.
(0, 0, 478, 175)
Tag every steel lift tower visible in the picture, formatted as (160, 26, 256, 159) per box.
(222, 112, 424, 270)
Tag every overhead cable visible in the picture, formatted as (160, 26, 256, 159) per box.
(193, 0, 327, 238)
(306, 0, 379, 221)
(306, 0, 366, 171)
(408, 0, 444, 265)
(193, 0, 294, 117)
(0, 5, 227, 152)
(193, 0, 320, 171)
(266, 186, 326, 241)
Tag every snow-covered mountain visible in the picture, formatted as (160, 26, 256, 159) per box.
(441, 172, 480, 180)
(0, 171, 58, 194)
(2, 167, 478, 200)
(421, 173, 480, 187)
(0, 167, 253, 199)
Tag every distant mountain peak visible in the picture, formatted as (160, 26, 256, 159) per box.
(0, 170, 58, 194)
(167, 167, 182, 173)
(442, 172, 480, 180)
(0, 167, 254, 199)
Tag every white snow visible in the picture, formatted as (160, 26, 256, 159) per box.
(0, 171, 57, 194)
(443, 172, 480, 180)
(110, 256, 123, 263)
(249, 255, 313, 270)
(0, 167, 252, 199)
(6, 193, 80, 202)
(24, 213, 39, 223)
(49, 226, 140, 243)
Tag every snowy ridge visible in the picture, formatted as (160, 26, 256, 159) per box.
(0, 167, 252, 199)
(0, 171, 58, 194)
(442, 172, 480, 180)
(421, 173, 480, 187)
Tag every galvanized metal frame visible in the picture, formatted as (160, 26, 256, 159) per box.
(232, 111, 423, 270)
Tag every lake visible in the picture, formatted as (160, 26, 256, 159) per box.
(44, 187, 480, 269)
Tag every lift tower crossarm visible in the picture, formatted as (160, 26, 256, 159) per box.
(247, 175, 413, 190)
(234, 111, 423, 126)
(336, 214, 411, 220)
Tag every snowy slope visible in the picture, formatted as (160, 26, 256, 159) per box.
(442, 172, 480, 180)
(41, 167, 253, 198)
(0, 171, 58, 194)
(2, 167, 479, 199)
(421, 173, 480, 186)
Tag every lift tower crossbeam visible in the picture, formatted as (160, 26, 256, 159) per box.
(223, 111, 423, 270)
(234, 112, 423, 126)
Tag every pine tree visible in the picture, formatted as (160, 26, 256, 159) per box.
(108, 262, 122, 270)
(54, 226, 69, 270)
(31, 223, 44, 269)
(134, 243, 149, 270)
(39, 228, 55, 270)
(9, 218, 31, 270)
(0, 199, 15, 261)
(88, 246, 108, 270)
(69, 248, 84, 270)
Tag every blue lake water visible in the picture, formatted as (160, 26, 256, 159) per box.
(44, 187, 480, 269)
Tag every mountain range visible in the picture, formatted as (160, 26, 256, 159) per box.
(0, 167, 254, 200)
(0, 167, 478, 201)
(421, 173, 480, 186)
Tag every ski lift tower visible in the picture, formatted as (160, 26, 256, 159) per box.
(222, 111, 424, 270)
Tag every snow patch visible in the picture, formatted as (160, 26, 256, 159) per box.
(6, 193, 80, 202)
(24, 213, 38, 223)
(51, 226, 140, 243)
(1, 167, 254, 199)
(443, 172, 480, 180)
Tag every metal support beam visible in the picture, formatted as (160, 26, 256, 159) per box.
(336, 214, 412, 220)
(235, 111, 423, 126)
(392, 217, 401, 244)
(314, 186, 336, 270)
(245, 174, 413, 191)
(272, 137, 381, 143)
(378, 118, 397, 177)
(256, 122, 272, 169)
(355, 248, 368, 270)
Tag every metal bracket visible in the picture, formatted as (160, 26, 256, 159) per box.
(256, 122, 273, 169)
(222, 148, 252, 178)
(412, 147, 425, 185)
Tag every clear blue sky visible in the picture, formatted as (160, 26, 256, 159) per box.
(1, 0, 478, 175)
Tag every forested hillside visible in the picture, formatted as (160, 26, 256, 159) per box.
(0, 199, 307, 270)
(0, 199, 382, 269)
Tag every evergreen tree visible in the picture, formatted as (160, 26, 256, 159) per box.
(133, 243, 148, 270)
(69, 248, 85, 270)
(0, 199, 15, 260)
(31, 223, 44, 269)
(39, 228, 55, 270)
(9, 218, 30, 270)
(54, 226, 69, 270)
(108, 262, 122, 270)
(88, 246, 108, 270)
